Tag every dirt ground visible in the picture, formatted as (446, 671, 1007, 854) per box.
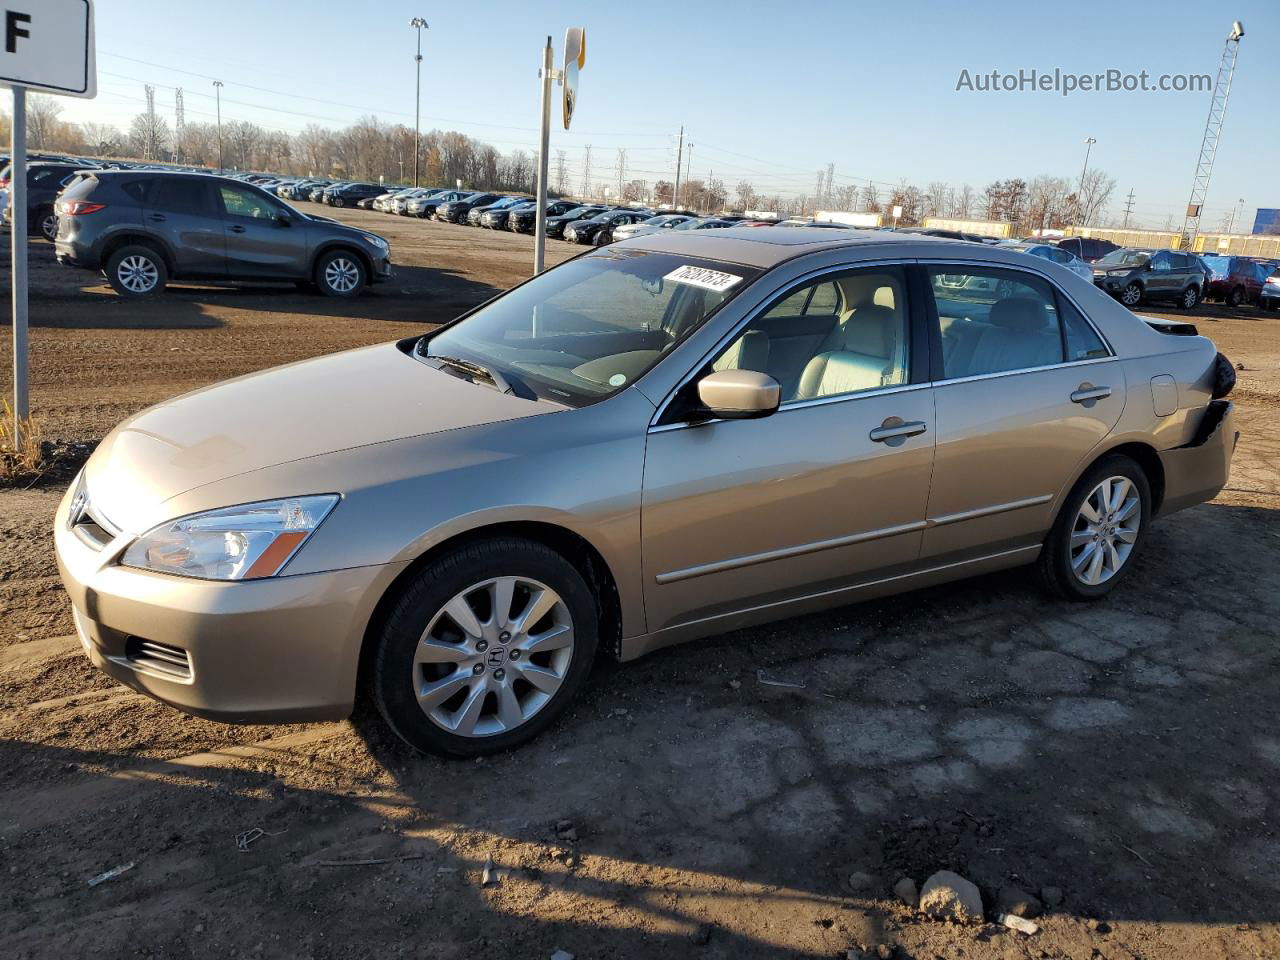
(2, 211, 1279, 960)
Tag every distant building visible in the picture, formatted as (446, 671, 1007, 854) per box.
(1253, 209, 1280, 235)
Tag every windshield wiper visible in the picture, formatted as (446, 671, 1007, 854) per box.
(422, 354, 513, 395)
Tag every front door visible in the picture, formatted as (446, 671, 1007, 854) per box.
(143, 177, 225, 278)
(216, 183, 309, 279)
(641, 266, 936, 633)
(921, 263, 1124, 563)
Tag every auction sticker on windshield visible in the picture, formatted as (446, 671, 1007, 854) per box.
(664, 264, 744, 292)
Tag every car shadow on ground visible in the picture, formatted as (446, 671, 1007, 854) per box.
(3, 502, 1278, 958)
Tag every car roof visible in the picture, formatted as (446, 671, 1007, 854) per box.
(619, 226, 1066, 270)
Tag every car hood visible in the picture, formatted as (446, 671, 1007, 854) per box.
(84, 343, 557, 531)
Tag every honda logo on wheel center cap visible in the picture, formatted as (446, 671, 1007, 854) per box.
(487, 648, 507, 667)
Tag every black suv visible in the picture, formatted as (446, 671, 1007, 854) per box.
(54, 171, 392, 297)
(3, 161, 85, 240)
(1091, 248, 1209, 309)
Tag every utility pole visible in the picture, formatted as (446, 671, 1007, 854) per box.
(174, 88, 185, 163)
(1122, 188, 1135, 228)
(684, 141, 694, 208)
(1076, 137, 1096, 227)
(212, 80, 224, 171)
(1183, 21, 1245, 247)
(410, 18, 429, 187)
(672, 125, 683, 210)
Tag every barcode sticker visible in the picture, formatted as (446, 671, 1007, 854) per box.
(664, 264, 744, 292)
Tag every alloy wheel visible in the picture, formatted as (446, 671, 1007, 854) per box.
(323, 257, 360, 294)
(1184, 286, 1199, 309)
(1069, 476, 1141, 586)
(1121, 283, 1142, 307)
(40, 213, 57, 241)
(413, 576, 575, 738)
(117, 255, 159, 293)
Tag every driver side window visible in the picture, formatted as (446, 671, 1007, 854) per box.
(219, 185, 280, 220)
(711, 268, 910, 403)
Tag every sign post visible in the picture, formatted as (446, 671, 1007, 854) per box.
(533, 27, 584, 275)
(1, 0, 96, 448)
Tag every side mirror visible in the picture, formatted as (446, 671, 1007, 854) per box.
(696, 369, 781, 420)
(276, 211, 292, 227)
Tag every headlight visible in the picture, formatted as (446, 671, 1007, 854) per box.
(121, 495, 338, 581)
(363, 235, 389, 251)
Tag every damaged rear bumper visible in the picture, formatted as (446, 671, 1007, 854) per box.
(1158, 400, 1237, 516)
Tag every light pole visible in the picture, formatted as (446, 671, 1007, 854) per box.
(212, 80, 223, 171)
(411, 17, 428, 187)
(1076, 136, 1096, 227)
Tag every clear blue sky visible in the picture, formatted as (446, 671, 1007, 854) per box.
(57, 0, 1279, 228)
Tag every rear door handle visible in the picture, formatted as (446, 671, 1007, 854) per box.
(228, 225, 246, 234)
(869, 419, 928, 443)
(1070, 384, 1112, 405)
(147, 213, 166, 222)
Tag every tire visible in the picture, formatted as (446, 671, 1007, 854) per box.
(331, 196, 345, 208)
(1180, 285, 1201, 310)
(37, 207, 58, 242)
(105, 244, 168, 297)
(1037, 454, 1151, 601)
(1119, 282, 1143, 308)
(1228, 286, 1245, 308)
(314, 249, 367, 297)
(369, 537, 598, 757)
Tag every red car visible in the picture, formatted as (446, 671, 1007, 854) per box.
(1202, 256, 1280, 307)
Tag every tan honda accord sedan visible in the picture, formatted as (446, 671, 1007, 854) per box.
(55, 229, 1237, 756)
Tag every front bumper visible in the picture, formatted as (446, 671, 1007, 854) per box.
(54, 494, 407, 724)
(1093, 274, 1130, 294)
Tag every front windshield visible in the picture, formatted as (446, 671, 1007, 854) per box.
(560, 206, 595, 218)
(421, 249, 761, 407)
(1096, 249, 1151, 268)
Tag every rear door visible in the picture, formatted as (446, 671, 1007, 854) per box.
(216, 182, 308, 279)
(921, 263, 1123, 563)
(143, 178, 225, 278)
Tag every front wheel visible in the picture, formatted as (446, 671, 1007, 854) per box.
(1038, 455, 1151, 601)
(1120, 282, 1143, 307)
(314, 249, 367, 297)
(370, 538, 598, 756)
(331, 197, 345, 208)
(105, 245, 168, 297)
(1180, 285, 1201, 310)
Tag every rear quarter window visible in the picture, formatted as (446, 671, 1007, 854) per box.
(120, 180, 149, 203)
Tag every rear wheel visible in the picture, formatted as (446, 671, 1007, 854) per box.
(105, 245, 168, 297)
(314, 249, 367, 297)
(37, 207, 58, 241)
(1228, 285, 1245, 308)
(370, 537, 598, 757)
(1038, 454, 1150, 600)
(1120, 282, 1143, 307)
(331, 196, 345, 208)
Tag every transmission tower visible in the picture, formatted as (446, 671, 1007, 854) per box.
(824, 163, 834, 207)
(615, 148, 627, 200)
(143, 84, 157, 159)
(1122, 189, 1135, 228)
(1182, 21, 1245, 247)
(174, 88, 185, 163)
(580, 144, 592, 197)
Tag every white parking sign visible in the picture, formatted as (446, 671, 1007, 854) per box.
(0, 0, 96, 97)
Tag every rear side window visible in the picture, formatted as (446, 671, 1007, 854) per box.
(151, 179, 216, 215)
(930, 267, 1064, 378)
(1060, 299, 1110, 361)
(120, 180, 148, 203)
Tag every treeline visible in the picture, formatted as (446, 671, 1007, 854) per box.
(6, 94, 1117, 230)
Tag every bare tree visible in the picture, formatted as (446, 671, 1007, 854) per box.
(1078, 168, 1116, 226)
(78, 121, 124, 157)
(926, 181, 950, 219)
(735, 179, 757, 211)
(860, 183, 880, 213)
(952, 184, 974, 218)
(554, 150, 569, 195)
(128, 112, 171, 160)
(26, 94, 64, 150)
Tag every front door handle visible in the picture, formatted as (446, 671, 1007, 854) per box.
(1070, 384, 1112, 405)
(147, 213, 166, 222)
(869, 418, 928, 444)
(228, 224, 247, 234)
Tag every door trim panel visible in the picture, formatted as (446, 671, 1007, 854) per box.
(927, 493, 1053, 528)
(654, 519, 929, 584)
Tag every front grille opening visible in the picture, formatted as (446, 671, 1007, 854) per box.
(125, 637, 192, 680)
(72, 504, 119, 551)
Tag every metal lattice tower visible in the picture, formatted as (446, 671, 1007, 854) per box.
(1182, 21, 1245, 247)
(174, 88, 185, 163)
(143, 84, 157, 159)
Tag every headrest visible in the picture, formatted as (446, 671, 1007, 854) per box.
(989, 297, 1048, 332)
(841, 304, 897, 357)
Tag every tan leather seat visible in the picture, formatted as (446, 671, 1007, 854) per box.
(945, 298, 1061, 377)
(713, 329, 771, 374)
(793, 305, 902, 400)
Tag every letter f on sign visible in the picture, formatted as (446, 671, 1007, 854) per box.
(6, 11, 31, 54)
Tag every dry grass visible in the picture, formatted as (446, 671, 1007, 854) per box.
(0, 399, 45, 483)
